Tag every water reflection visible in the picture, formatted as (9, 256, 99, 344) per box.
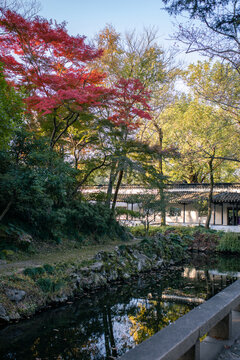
(0, 254, 239, 360)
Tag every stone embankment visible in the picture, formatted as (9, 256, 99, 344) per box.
(0, 235, 185, 325)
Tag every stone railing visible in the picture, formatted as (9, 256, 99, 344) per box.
(119, 279, 240, 360)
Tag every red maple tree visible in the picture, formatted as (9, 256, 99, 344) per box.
(0, 9, 112, 147)
(109, 78, 151, 130)
(0, 9, 152, 148)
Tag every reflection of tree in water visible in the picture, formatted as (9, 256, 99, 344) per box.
(128, 298, 191, 345)
(0, 254, 239, 360)
(102, 305, 118, 359)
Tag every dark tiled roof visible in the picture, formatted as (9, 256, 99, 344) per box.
(167, 183, 240, 190)
(171, 192, 208, 204)
(171, 191, 240, 204)
(82, 184, 240, 204)
(212, 192, 240, 204)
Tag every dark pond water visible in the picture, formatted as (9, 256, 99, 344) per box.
(1, 253, 240, 360)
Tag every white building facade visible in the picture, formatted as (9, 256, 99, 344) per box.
(83, 183, 240, 232)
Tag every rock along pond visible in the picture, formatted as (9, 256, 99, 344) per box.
(0, 253, 240, 360)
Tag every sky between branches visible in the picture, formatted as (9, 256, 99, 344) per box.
(39, 0, 202, 66)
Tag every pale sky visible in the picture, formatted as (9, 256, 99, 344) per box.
(39, 0, 201, 66)
(39, 0, 175, 39)
(40, 0, 199, 63)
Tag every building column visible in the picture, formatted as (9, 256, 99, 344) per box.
(221, 203, 224, 225)
(213, 203, 216, 225)
(183, 203, 186, 224)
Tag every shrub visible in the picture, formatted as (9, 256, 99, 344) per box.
(43, 264, 55, 274)
(36, 278, 63, 293)
(0, 249, 14, 259)
(167, 233, 187, 248)
(217, 233, 240, 253)
(36, 278, 54, 293)
(129, 225, 163, 237)
(63, 202, 128, 241)
(0, 129, 129, 245)
(23, 266, 45, 279)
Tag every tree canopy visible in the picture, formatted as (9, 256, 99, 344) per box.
(162, 0, 240, 74)
(0, 66, 23, 148)
(0, 5, 239, 242)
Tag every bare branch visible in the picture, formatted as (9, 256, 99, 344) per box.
(0, 0, 41, 18)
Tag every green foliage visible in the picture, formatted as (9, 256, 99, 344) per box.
(0, 223, 33, 258)
(63, 202, 127, 240)
(0, 129, 129, 245)
(168, 207, 181, 216)
(167, 233, 186, 247)
(36, 278, 63, 293)
(0, 67, 24, 149)
(115, 207, 141, 218)
(23, 264, 63, 293)
(162, 1, 240, 80)
(43, 264, 55, 274)
(150, 233, 186, 261)
(0, 129, 77, 239)
(129, 225, 223, 251)
(23, 266, 46, 280)
(124, 193, 166, 234)
(185, 62, 240, 125)
(217, 233, 240, 253)
(129, 225, 163, 237)
(129, 226, 188, 258)
(0, 249, 14, 259)
(215, 255, 240, 273)
(157, 96, 239, 183)
(193, 199, 208, 217)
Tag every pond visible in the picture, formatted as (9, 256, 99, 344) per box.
(0, 253, 240, 360)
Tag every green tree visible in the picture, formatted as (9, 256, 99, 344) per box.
(93, 26, 178, 219)
(126, 193, 164, 235)
(157, 97, 239, 227)
(185, 61, 240, 130)
(0, 68, 24, 149)
(0, 129, 76, 235)
(0, 128, 127, 243)
(156, 97, 239, 183)
(162, 0, 240, 74)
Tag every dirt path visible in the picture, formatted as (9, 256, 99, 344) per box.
(0, 239, 139, 276)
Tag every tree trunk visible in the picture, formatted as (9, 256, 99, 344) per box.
(71, 157, 107, 198)
(158, 127, 166, 226)
(74, 148, 78, 170)
(159, 185, 166, 226)
(102, 306, 111, 358)
(105, 160, 118, 208)
(107, 306, 117, 358)
(146, 212, 150, 235)
(0, 199, 13, 222)
(205, 156, 214, 229)
(111, 169, 124, 215)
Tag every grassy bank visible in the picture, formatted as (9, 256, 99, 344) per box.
(129, 225, 240, 253)
(1, 224, 239, 326)
(0, 237, 138, 275)
(129, 225, 221, 251)
(0, 234, 186, 324)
